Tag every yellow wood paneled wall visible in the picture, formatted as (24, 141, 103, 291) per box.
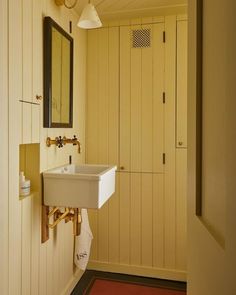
(0, 0, 87, 294)
(86, 17, 187, 281)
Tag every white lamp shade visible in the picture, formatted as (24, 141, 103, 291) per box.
(77, 3, 102, 29)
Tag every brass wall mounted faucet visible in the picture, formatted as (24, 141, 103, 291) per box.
(46, 135, 81, 153)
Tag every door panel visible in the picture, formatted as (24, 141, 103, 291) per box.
(188, 0, 229, 294)
(176, 20, 187, 148)
(120, 23, 164, 173)
(87, 19, 187, 281)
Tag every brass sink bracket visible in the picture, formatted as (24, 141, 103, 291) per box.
(41, 206, 82, 243)
(46, 135, 81, 153)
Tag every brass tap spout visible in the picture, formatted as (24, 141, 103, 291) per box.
(63, 135, 81, 153)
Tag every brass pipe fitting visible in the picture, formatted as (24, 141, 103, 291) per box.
(48, 207, 70, 229)
(42, 206, 82, 243)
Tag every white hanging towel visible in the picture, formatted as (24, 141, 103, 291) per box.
(74, 209, 93, 270)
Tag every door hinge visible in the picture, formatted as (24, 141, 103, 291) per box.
(69, 21, 72, 34)
(163, 153, 166, 164)
(163, 31, 166, 43)
(163, 92, 166, 104)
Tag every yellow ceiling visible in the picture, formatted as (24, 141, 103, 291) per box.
(73, 0, 188, 20)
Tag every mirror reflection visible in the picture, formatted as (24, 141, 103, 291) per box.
(44, 17, 73, 128)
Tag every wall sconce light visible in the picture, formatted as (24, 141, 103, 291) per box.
(55, 0, 102, 29)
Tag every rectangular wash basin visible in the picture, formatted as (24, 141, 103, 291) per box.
(43, 164, 117, 209)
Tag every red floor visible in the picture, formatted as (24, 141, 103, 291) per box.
(88, 279, 186, 295)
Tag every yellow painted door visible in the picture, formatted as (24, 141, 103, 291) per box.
(120, 23, 165, 173)
(86, 19, 187, 281)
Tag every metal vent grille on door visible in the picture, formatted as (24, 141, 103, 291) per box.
(132, 29, 151, 48)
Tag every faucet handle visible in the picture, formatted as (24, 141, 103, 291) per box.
(57, 136, 64, 148)
(73, 135, 77, 145)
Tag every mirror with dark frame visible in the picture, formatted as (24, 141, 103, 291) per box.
(43, 16, 73, 128)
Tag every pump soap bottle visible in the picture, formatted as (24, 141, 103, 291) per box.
(19, 171, 31, 196)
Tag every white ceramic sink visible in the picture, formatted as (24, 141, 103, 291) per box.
(43, 164, 117, 209)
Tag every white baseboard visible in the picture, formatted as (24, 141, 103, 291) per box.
(87, 261, 187, 282)
(61, 268, 84, 295)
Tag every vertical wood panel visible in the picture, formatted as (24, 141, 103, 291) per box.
(176, 20, 187, 270)
(98, 203, 109, 262)
(46, 233, 54, 295)
(58, 222, 66, 293)
(86, 31, 99, 260)
(120, 26, 131, 171)
(52, 226, 61, 295)
(22, 0, 33, 144)
(97, 28, 109, 261)
(32, 0, 43, 103)
(39, 14, 47, 273)
(119, 173, 130, 264)
(153, 174, 164, 268)
(153, 23, 165, 173)
(176, 20, 188, 148)
(31, 105, 40, 143)
(22, 0, 33, 102)
(88, 27, 120, 263)
(23, 103, 32, 144)
(22, 197, 32, 295)
(30, 193, 40, 295)
(63, 222, 74, 289)
(108, 173, 120, 263)
(164, 15, 177, 269)
(108, 26, 119, 166)
(141, 26, 153, 172)
(88, 209, 98, 260)
(39, 243, 47, 295)
(87, 30, 99, 164)
(176, 149, 187, 270)
(141, 174, 153, 266)
(130, 26, 142, 172)
(0, 1, 9, 293)
(130, 173, 141, 265)
(98, 28, 109, 164)
(9, 0, 23, 292)
(31, 0, 41, 143)
(87, 22, 98, 254)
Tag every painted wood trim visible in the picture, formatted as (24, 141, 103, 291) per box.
(196, 0, 203, 216)
(88, 261, 187, 282)
(60, 269, 84, 295)
(177, 14, 188, 21)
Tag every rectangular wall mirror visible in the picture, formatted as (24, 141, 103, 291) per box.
(43, 16, 73, 128)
